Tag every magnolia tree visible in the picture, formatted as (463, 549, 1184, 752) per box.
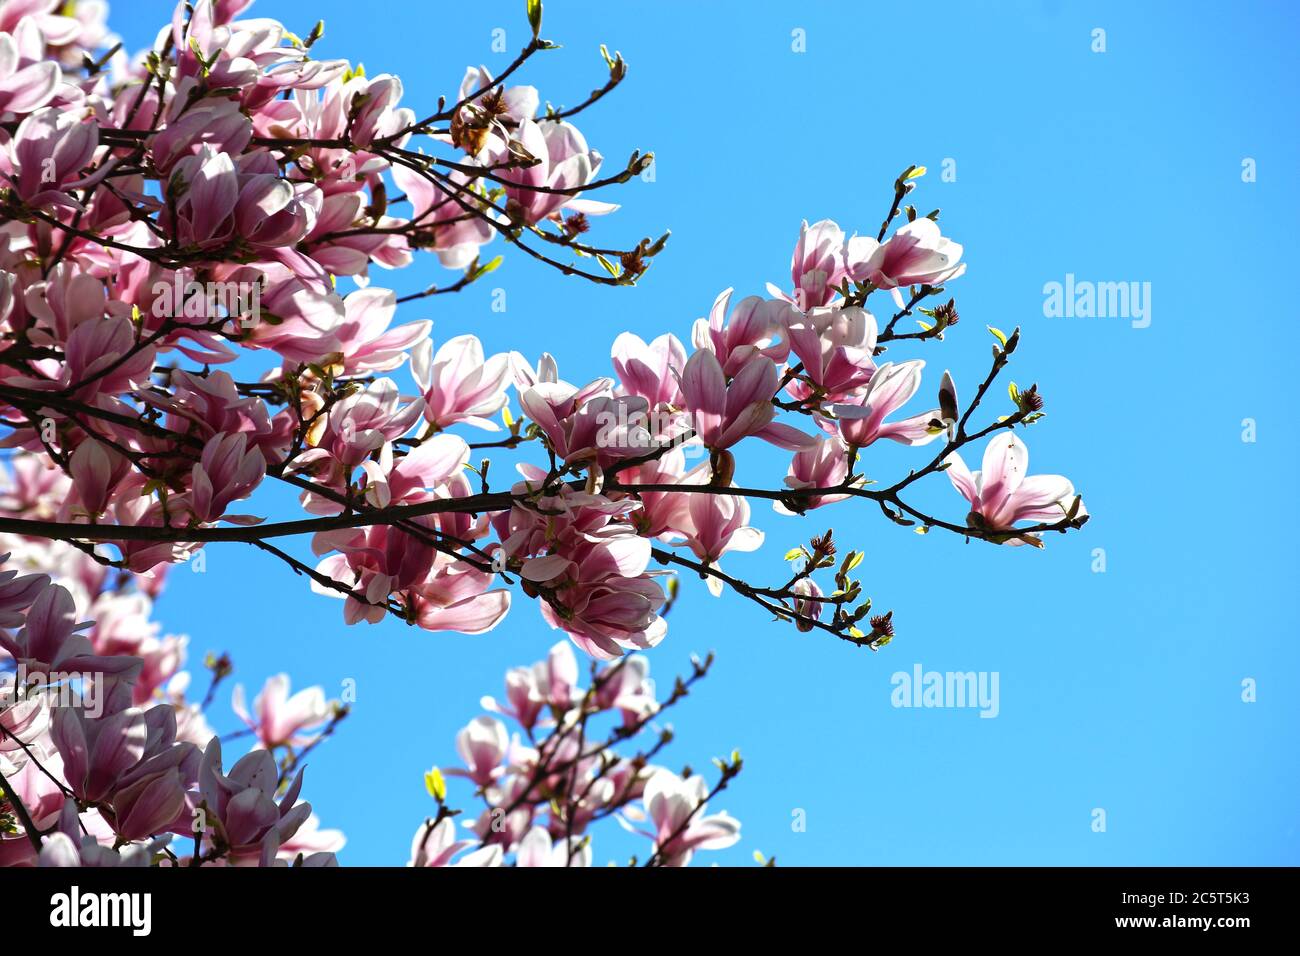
(0, 0, 1086, 867)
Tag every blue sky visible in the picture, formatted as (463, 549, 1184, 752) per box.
(106, 0, 1299, 865)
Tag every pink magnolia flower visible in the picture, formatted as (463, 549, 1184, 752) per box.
(170, 690, 216, 749)
(21, 261, 107, 344)
(231, 674, 332, 749)
(127, 634, 186, 706)
(514, 355, 652, 466)
(101, 494, 199, 575)
(0, 454, 70, 519)
(446, 715, 509, 786)
(452, 64, 538, 156)
(315, 377, 425, 468)
(785, 305, 878, 403)
(0, 553, 49, 627)
(778, 434, 852, 512)
(500, 118, 617, 224)
(411, 335, 510, 431)
(50, 704, 150, 804)
(332, 288, 430, 375)
(691, 288, 793, 377)
(101, 260, 236, 366)
(532, 528, 668, 660)
(238, 36, 347, 115)
(510, 351, 574, 392)
(679, 348, 812, 452)
(162, 146, 240, 248)
(520, 388, 653, 468)
(163, 146, 321, 252)
(516, 826, 590, 867)
(0, 681, 49, 739)
(0, 749, 66, 865)
(407, 564, 512, 635)
(849, 217, 966, 292)
(274, 812, 345, 863)
(408, 816, 502, 867)
(81, 592, 160, 667)
(108, 760, 191, 843)
(641, 768, 740, 867)
(492, 473, 631, 559)
(246, 273, 347, 363)
(618, 448, 700, 539)
(0, 28, 60, 116)
(300, 192, 371, 274)
(345, 73, 412, 149)
(108, 72, 161, 133)
(310, 516, 467, 625)
(469, 772, 536, 848)
(306, 195, 417, 276)
(611, 331, 686, 408)
(171, 1, 274, 89)
(458, 65, 538, 119)
(233, 174, 322, 251)
(195, 737, 313, 864)
(38, 833, 144, 867)
(39, 803, 166, 868)
(260, 838, 338, 867)
(2, 107, 99, 210)
(945, 433, 1085, 543)
(353, 432, 470, 510)
(594, 654, 658, 726)
(150, 92, 252, 174)
(541, 769, 623, 838)
(58, 315, 156, 400)
(481, 640, 580, 730)
(0, 1, 83, 43)
(677, 493, 763, 595)
(766, 218, 867, 310)
(408, 816, 475, 867)
(166, 1, 342, 114)
(390, 162, 494, 269)
(1, 582, 139, 677)
(832, 360, 945, 449)
(67, 440, 129, 519)
(791, 578, 824, 631)
(147, 370, 283, 462)
(189, 432, 265, 524)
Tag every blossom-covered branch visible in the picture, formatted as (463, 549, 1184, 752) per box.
(1, 1, 1088, 679)
(0, 540, 345, 867)
(411, 643, 744, 868)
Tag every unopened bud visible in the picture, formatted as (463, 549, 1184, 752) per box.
(938, 369, 959, 424)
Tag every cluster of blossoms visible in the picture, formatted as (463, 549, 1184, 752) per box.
(0, 519, 344, 866)
(0, 0, 1088, 655)
(411, 641, 743, 868)
(0, 0, 1088, 867)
